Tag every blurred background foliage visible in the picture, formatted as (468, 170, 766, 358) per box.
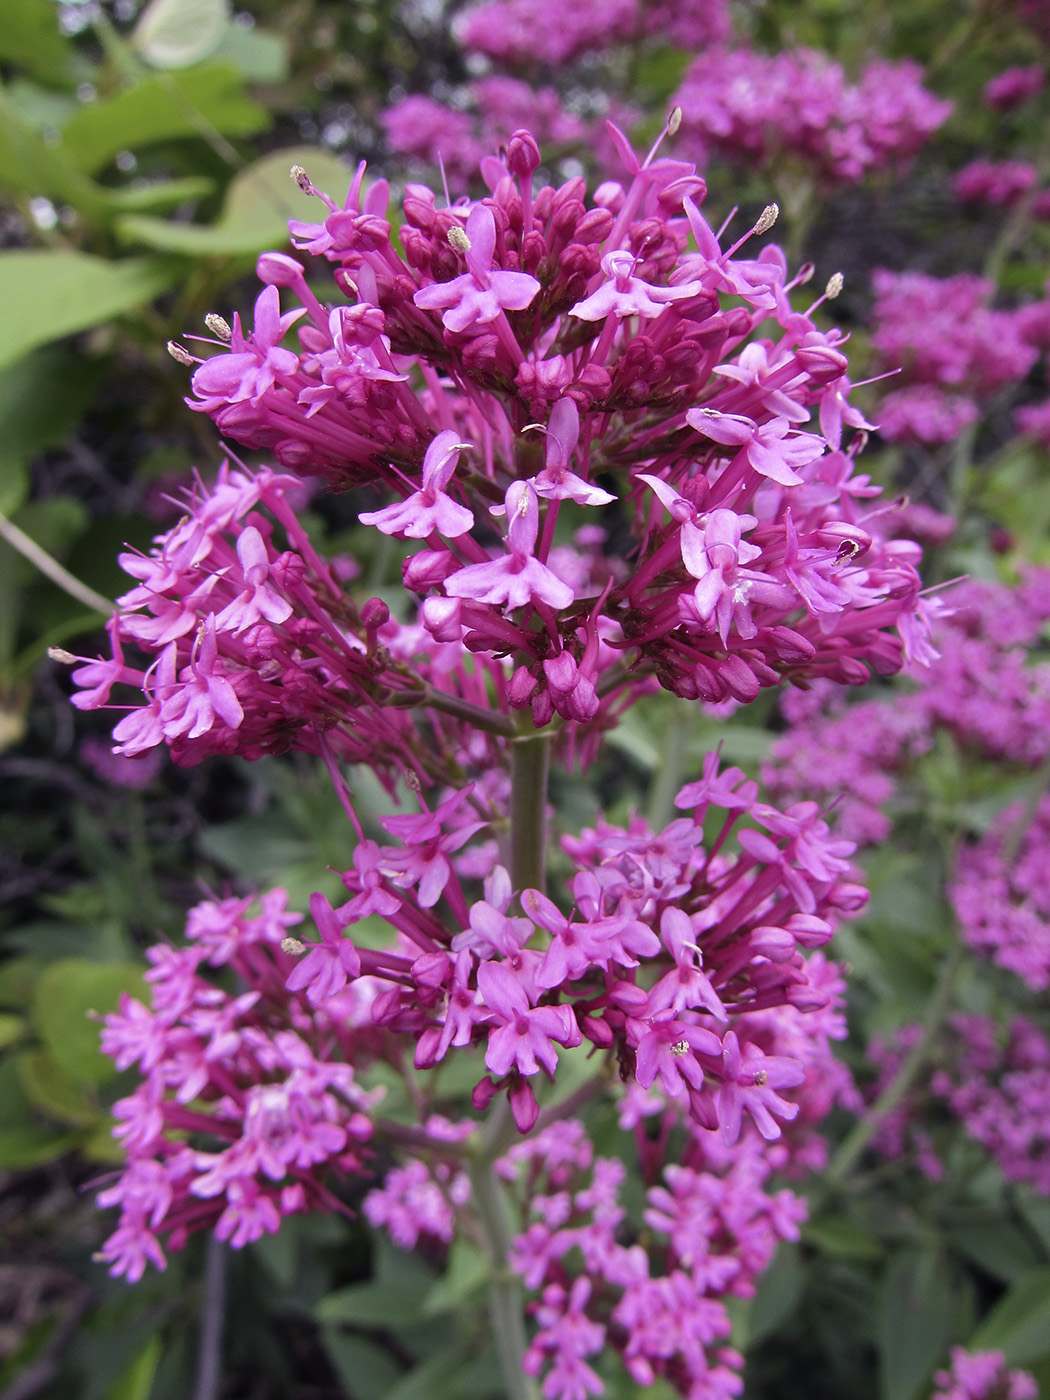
(4, 0, 1050, 1397)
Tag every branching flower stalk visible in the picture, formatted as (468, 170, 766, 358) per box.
(63, 119, 936, 1399)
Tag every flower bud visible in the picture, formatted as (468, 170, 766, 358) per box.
(507, 130, 541, 178)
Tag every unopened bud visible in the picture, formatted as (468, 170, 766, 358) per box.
(290, 164, 312, 193)
(281, 937, 306, 956)
(47, 647, 77, 665)
(753, 202, 779, 235)
(447, 225, 471, 255)
(825, 271, 844, 299)
(167, 340, 194, 366)
(667, 105, 683, 136)
(205, 313, 232, 341)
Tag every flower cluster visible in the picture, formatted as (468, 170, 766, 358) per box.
(867, 1013, 1050, 1195)
(97, 753, 867, 1281)
(870, 269, 1040, 444)
(96, 890, 380, 1280)
(763, 569, 1050, 843)
(932, 1349, 1038, 1400)
(142, 128, 931, 731)
(773, 580, 1039, 794)
(455, 0, 729, 68)
(381, 80, 598, 186)
(983, 64, 1044, 111)
(953, 157, 1048, 212)
(672, 49, 951, 185)
(498, 1119, 804, 1400)
(932, 1015, 1050, 1196)
(868, 270, 1041, 445)
(951, 795, 1050, 990)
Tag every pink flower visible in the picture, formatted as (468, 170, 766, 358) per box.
(444, 481, 575, 612)
(478, 961, 582, 1078)
(413, 204, 540, 333)
(359, 431, 474, 539)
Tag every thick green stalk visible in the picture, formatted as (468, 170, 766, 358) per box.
(827, 942, 964, 1186)
(510, 730, 552, 895)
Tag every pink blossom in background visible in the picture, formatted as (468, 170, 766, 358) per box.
(672, 48, 951, 185)
(953, 157, 1039, 207)
(983, 64, 1044, 110)
(932, 1349, 1038, 1400)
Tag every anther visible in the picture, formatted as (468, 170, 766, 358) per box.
(290, 164, 312, 193)
(167, 340, 195, 366)
(825, 272, 844, 299)
(205, 313, 232, 341)
(753, 203, 779, 235)
(448, 226, 471, 255)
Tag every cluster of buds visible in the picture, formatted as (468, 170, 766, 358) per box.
(161, 123, 930, 728)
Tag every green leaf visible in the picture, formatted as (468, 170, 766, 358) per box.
(104, 1336, 163, 1400)
(211, 23, 289, 82)
(803, 1216, 886, 1261)
(117, 145, 353, 257)
(0, 348, 104, 514)
(0, 1125, 81, 1167)
(422, 1239, 488, 1316)
(317, 1279, 429, 1329)
(16, 1047, 99, 1126)
(133, 0, 230, 68)
(107, 176, 216, 212)
(0, 956, 44, 1007)
(951, 1222, 1039, 1284)
(0, 0, 73, 86)
(748, 1243, 806, 1348)
(384, 1343, 474, 1400)
(0, 89, 109, 213)
(32, 958, 146, 1085)
(60, 63, 269, 175)
(968, 1266, 1050, 1365)
(0, 1013, 25, 1050)
(321, 1330, 402, 1400)
(0, 251, 175, 371)
(878, 1249, 960, 1400)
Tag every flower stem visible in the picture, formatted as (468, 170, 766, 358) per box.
(827, 941, 964, 1186)
(469, 1098, 536, 1400)
(510, 729, 552, 895)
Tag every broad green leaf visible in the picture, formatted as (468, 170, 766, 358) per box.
(385, 1343, 474, 1400)
(317, 1279, 428, 1328)
(0, 348, 103, 514)
(133, 0, 230, 68)
(951, 1222, 1039, 1284)
(0, 1013, 25, 1050)
(321, 1330, 402, 1400)
(803, 1216, 885, 1261)
(105, 175, 216, 213)
(968, 1266, 1050, 1364)
(0, 1125, 81, 1167)
(0, 0, 73, 86)
(878, 1249, 961, 1400)
(16, 1047, 99, 1127)
(0, 90, 109, 213)
(748, 1242, 806, 1348)
(422, 1239, 488, 1315)
(211, 23, 289, 81)
(105, 1336, 163, 1400)
(117, 145, 353, 257)
(60, 63, 268, 175)
(0, 251, 174, 371)
(0, 956, 44, 1008)
(32, 958, 146, 1085)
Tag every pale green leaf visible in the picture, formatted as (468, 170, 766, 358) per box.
(133, 0, 230, 69)
(32, 958, 146, 1085)
(117, 144, 353, 257)
(0, 250, 174, 371)
(968, 1266, 1050, 1365)
(60, 63, 268, 175)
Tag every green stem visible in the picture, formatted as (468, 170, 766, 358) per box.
(827, 941, 964, 1186)
(0, 510, 113, 616)
(646, 702, 690, 832)
(510, 729, 551, 895)
(469, 1098, 535, 1400)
